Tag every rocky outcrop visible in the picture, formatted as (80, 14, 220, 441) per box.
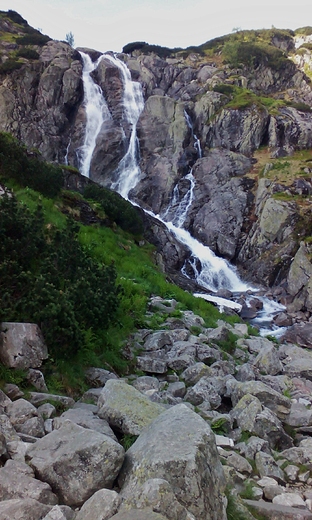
(187, 149, 253, 259)
(0, 40, 83, 162)
(237, 178, 299, 285)
(206, 106, 269, 156)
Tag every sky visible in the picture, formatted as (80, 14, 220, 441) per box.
(1, 0, 312, 53)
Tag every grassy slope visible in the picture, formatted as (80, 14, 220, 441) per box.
(0, 139, 237, 396)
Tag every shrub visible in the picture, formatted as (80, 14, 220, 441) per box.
(122, 41, 147, 54)
(16, 33, 50, 46)
(213, 84, 236, 96)
(0, 195, 120, 361)
(0, 132, 63, 197)
(295, 26, 312, 36)
(6, 10, 28, 26)
(122, 41, 181, 58)
(16, 47, 40, 60)
(83, 183, 143, 235)
(0, 59, 23, 74)
(223, 39, 289, 71)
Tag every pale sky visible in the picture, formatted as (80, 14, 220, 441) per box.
(1, 0, 312, 53)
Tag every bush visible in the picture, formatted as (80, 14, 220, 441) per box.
(16, 33, 50, 46)
(122, 41, 181, 58)
(295, 26, 312, 36)
(83, 183, 143, 235)
(122, 41, 147, 54)
(0, 132, 63, 197)
(0, 195, 120, 360)
(16, 47, 40, 60)
(223, 40, 289, 71)
(6, 10, 28, 26)
(213, 84, 236, 96)
(0, 59, 23, 74)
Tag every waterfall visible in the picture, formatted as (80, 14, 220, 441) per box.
(77, 53, 252, 295)
(103, 54, 144, 199)
(76, 52, 112, 178)
(161, 172, 195, 228)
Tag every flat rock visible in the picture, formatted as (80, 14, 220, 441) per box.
(53, 408, 117, 440)
(245, 499, 312, 519)
(75, 489, 121, 520)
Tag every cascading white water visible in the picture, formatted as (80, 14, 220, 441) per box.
(77, 53, 253, 295)
(184, 110, 202, 158)
(103, 54, 144, 198)
(161, 172, 195, 228)
(77, 52, 112, 178)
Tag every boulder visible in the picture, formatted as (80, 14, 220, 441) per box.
(0, 323, 48, 369)
(0, 459, 58, 504)
(0, 498, 51, 520)
(253, 344, 283, 375)
(255, 452, 285, 483)
(75, 489, 121, 520)
(5, 398, 45, 438)
(26, 421, 125, 507)
(53, 408, 117, 440)
(109, 510, 169, 520)
(97, 379, 165, 435)
(226, 379, 291, 420)
(119, 478, 195, 520)
(118, 404, 227, 520)
(245, 499, 312, 520)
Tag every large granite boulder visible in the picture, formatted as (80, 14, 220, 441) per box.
(118, 404, 227, 520)
(26, 421, 125, 507)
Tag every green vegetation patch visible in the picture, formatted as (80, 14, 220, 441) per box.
(0, 195, 120, 363)
(83, 183, 143, 236)
(16, 33, 50, 46)
(16, 47, 40, 60)
(0, 132, 63, 197)
(295, 26, 312, 36)
(213, 85, 286, 112)
(122, 41, 182, 58)
(0, 58, 24, 75)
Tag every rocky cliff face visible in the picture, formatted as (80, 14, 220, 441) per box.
(1, 13, 312, 317)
